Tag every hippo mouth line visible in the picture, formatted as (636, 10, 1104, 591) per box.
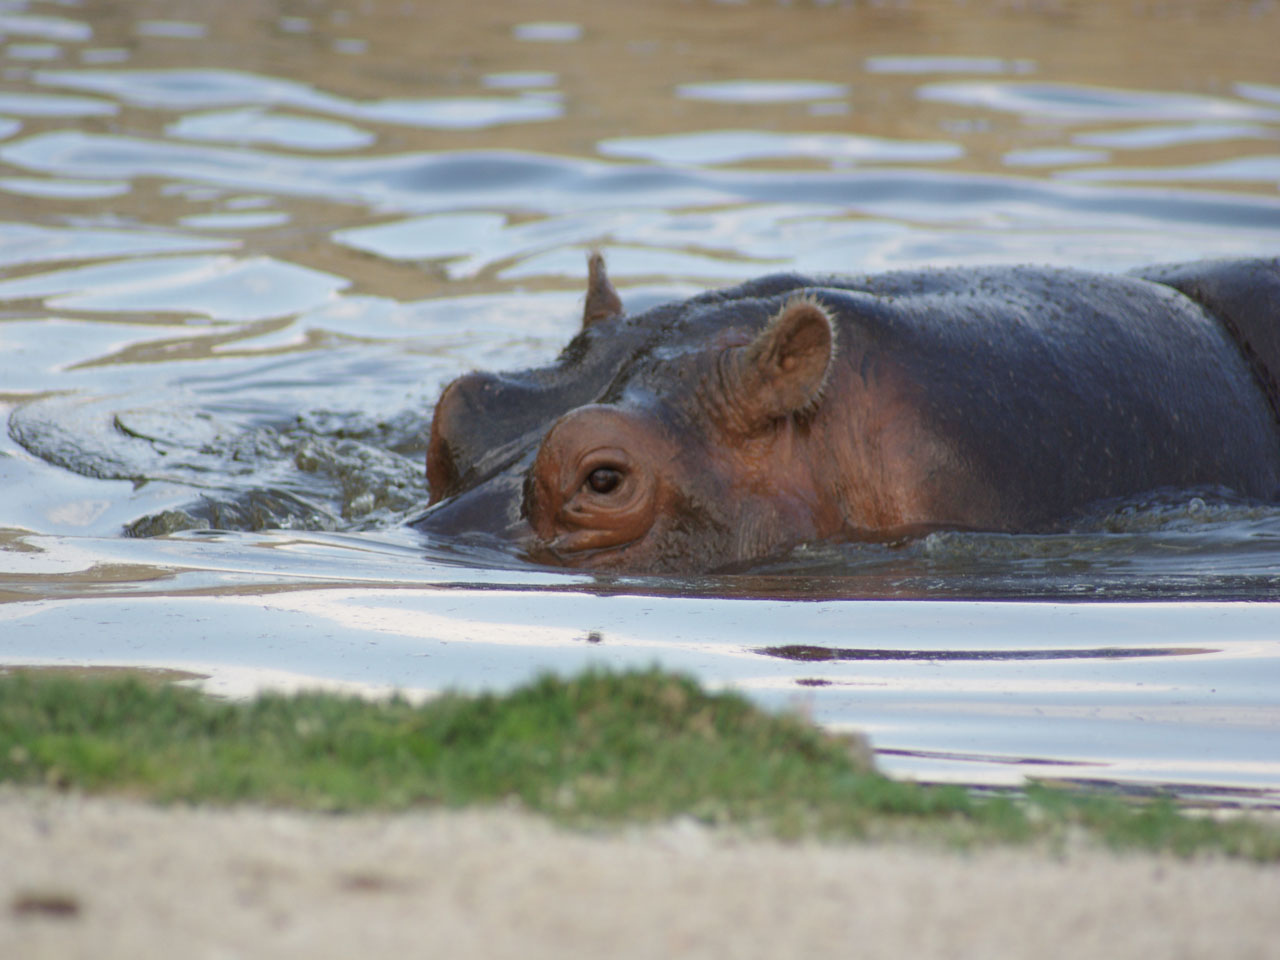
(523, 532, 644, 568)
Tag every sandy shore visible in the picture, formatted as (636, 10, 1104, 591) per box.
(3, 789, 1279, 960)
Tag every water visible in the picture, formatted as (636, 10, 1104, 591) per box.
(2, 0, 1279, 805)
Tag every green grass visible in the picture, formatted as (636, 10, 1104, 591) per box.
(1, 668, 1277, 859)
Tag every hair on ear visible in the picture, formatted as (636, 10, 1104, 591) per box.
(723, 296, 836, 432)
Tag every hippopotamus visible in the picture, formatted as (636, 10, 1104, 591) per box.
(414, 254, 1280, 573)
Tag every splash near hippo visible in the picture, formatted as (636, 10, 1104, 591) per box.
(415, 255, 1280, 573)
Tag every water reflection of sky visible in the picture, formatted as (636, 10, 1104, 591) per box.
(0, 223, 232, 268)
(5, 132, 1278, 286)
(918, 82, 1280, 123)
(676, 80, 850, 103)
(0, 90, 115, 116)
(1072, 122, 1277, 150)
(596, 130, 963, 166)
(0, 13, 92, 42)
(0, 255, 347, 321)
(0, 176, 128, 198)
(36, 67, 564, 130)
(166, 108, 376, 152)
(864, 55, 1035, 75)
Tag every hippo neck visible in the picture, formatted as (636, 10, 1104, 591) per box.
(1134, 258, 1280, 435)
(1215, 313, 1280, 434)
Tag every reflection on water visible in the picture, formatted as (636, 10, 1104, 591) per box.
(0, 254, 347, 320)
(0, 176, 129, 198)
(676, 80, 850, 103)
(1, 0, 1279, 802)
(595, 130, 964, 166)
(0, 13, 92, 43)
(1002, 147, 1109, 167)
(166, 108, 377, 152)
(864, 55, 1035, 75)
(0, 222, 232, 267)
(512, 22, 583, 43)
(917, 81, 1280, 123)
(1060, 155, 1280, 187)
(0, 90, 115, 116)
(36, 67, 565, 129)
(1071, 122, 1277, 150)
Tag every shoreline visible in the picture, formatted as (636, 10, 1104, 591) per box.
(4, 789, 1278, 959)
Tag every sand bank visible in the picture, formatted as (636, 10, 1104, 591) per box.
(3, 790, 1279, 959)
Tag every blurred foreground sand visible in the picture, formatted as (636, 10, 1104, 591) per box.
(3, 789, 1279, 959)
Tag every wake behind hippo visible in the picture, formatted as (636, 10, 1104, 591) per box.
(415, 255, 1280, 573)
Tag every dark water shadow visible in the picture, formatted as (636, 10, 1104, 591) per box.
(760, 644, 1216, 663)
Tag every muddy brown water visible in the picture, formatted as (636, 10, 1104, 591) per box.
(2, 0, 1279, 803)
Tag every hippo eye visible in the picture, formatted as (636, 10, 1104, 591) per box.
(586, 466, 623, 495)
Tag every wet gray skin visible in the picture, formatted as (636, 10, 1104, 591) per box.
(412, 256, 1280, 573)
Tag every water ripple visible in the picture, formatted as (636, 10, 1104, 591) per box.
(677, 80, 848, 103)
(35, 67, 562, 130)
(0, 255, 347, 322)
(0, 13, 92, 43)
(865, 55, 1034, 75)
(919, 81, 1280, 123)
(1072, 123, 1278, 150)
(7, 133, 1280, 236)
(0, 91, 115, 117)
(597, 130, 963, 166)
(0, 222, 232, 269)
(0, 177, 129, 199)
(1058, 155, 1280, 186)
(165, 108, 376, 152)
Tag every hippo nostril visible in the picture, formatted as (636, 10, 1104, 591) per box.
(425, 428, 458, 505)
(427, 370, 515, 503)
(425, 374, 476, 503)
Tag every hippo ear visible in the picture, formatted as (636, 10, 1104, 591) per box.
(582, 251, 624, 329)
(723, 298, 835, 433)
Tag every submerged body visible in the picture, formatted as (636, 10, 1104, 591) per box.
(416, 256, 1280, 573)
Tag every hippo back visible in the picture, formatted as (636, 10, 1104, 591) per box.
(803, 266, 1280, 528)
(1133, 257, 1280, 429)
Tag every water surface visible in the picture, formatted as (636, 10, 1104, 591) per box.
(2, 0, 1279, 805)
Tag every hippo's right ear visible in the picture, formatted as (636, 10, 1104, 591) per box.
(582, 252, 624, 329)
(722, 298, 835, 433)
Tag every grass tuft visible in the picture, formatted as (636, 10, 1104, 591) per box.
(1, 668, 1277, 859)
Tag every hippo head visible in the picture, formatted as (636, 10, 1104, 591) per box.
(419, 254, 840, 573)
(419, 253, 839, 570)
(522, 295, 837, 571)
